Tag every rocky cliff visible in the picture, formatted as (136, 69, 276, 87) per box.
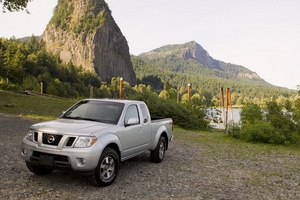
(179, 41, 221, 70)
(41, 0, 136, 85)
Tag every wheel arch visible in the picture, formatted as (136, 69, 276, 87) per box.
(161, 132, 169, 150)
(97, 132, 122, 161)
(104, 143, 121, 162)
(151, 125, 169, 150)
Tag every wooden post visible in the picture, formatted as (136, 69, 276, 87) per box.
(225, 88, 230, 128)
(188, 83, 191, 101)
(228, 88, 234, 124)
(218, 87, 223, 124)
(89, 86, 93, 98)
(119, 77, 123, 99)
(40, 82, 43, 94)
(220, 87, 225, 125)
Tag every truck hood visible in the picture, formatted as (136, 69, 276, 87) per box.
(30, 119, 116, 136)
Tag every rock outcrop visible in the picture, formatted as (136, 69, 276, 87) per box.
(41, 0, 136, 85)
(179, 41, 220, 69)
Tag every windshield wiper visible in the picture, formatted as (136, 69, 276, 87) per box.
(63, 116, 112, 123)
(63, 116, 82, 120)
(80, 117, 99, 122)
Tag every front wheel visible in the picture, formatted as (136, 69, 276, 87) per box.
(90, 147, 120, 187)
(150, 136, 166, 163)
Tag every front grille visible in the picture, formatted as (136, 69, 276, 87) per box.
(42, 133, 63, 146)
(33, 132, 38, 142)
(32, 151, 69, 162)
(66, 137, 76, 146)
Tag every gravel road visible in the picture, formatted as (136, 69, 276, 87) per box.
(1, 113, 300, 200)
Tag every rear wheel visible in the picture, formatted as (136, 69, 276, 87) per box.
(90, 147, 120, 187)
(151, 136, 166, 163)
(26, 161, 53, 175)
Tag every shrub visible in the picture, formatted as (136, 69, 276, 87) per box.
(241, 121, 285, 144)
(240, 121, 300, 145)
(240, 102, 262, 125)
(227, 122, 242, 139)
(234, 101, 300, 145)
(265, 101, 296, 134)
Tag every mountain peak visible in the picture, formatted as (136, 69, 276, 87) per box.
(179, 41, 220, 69)
(138, 41, 264, 82)
(141, 41, 220, 69)
(41, 0, 136, 85)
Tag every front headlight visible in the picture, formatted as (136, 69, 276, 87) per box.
(74, 136, 97, 148)
(26, 130, 34, 141)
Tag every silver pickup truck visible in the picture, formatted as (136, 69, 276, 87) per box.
(21, 99, 173, 187)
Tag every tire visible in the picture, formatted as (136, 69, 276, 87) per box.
(26, 161, 53, 175)
(151, 136, 166, 163)
(90, 147, 120, 187)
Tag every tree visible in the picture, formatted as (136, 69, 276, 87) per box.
(293, 99, 300, 130)
(22, 75, 39, 91)
(265, 101, 296, 134)
(240, 102, 262, 125)
(1, 0, 32, 12)
(158, 89, 170, 99)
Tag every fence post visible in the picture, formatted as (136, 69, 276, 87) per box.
(188, 83, 191, 101)
(119, 77, 123, 99)
(40, 82, 43, 94)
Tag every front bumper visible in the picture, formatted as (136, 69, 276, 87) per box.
(21, 138, 102, 172)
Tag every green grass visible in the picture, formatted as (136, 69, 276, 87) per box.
(0, 90, 77, 120)
(174, 127, 300, 153)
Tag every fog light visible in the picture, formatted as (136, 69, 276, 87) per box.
(22, 149, 27, 154)
(81, 158, 86, 165)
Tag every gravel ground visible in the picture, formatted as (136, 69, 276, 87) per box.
(1, 113, 300, 200)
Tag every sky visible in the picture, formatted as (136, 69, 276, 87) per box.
(0, 0, 299, 90)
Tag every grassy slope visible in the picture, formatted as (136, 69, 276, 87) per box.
(0, 90, 77, 120)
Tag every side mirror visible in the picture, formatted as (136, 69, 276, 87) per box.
(125, 117, 139, 126)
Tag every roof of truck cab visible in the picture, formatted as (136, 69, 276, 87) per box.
(83, 98, 145, 104)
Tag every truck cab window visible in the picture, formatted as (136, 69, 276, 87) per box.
(125, 105, 140, 125)
(140, 104, 149, 123)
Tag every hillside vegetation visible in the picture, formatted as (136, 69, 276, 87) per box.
(50, 0, 109, 34)
(133, 41, 297, 107)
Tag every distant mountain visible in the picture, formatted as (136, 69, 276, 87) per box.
(132, 41, 293, 99)
(138, 41, 264, 83)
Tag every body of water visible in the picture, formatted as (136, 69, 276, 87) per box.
(207, 108, 241, 129)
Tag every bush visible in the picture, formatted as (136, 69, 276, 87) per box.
(240, 102, 262, 125)
(240, 121, 300, 145)
(233, 101, 300, 145)
(241, 122, 285, 144)
(227, 122, 242, 139)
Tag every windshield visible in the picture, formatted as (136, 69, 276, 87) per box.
(61, 100, 124, 125)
